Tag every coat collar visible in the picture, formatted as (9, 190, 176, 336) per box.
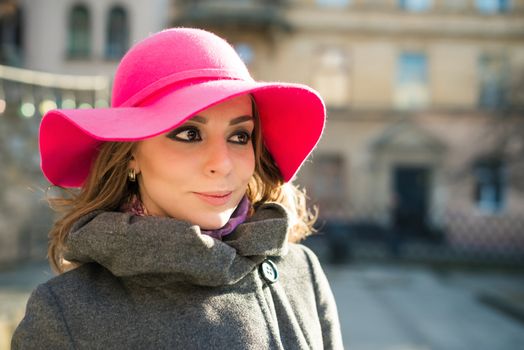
(64, 203, 289, 287)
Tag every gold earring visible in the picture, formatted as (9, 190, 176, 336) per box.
(128, 168, 137, 182)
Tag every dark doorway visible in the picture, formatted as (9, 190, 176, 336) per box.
(392, 166, 430, 238)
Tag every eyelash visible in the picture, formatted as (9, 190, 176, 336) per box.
(167, 126, 202, 143)
(229, 131, 251, 145)
(167, 126, 252, 145)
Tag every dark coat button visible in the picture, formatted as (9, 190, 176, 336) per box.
(259, 259, 278, 284)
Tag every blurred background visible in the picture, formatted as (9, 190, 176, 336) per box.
(1, 0, 524, 349)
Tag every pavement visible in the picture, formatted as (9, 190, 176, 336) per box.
(325, 263, 524, 350)
(1, 260, 524, 350)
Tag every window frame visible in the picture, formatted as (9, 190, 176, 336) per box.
(394, 51, 430, 110)
(475, 0, 512, 14)
(473, 159, 506, 214)
(105, 5, 129, 60)
(67, 3, 91, 59)
(477, 53, 509, 110)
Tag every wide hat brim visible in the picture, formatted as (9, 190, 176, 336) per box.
(40, 79, 325, 187)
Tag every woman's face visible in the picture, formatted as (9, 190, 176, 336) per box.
(130, 94, 255, 230)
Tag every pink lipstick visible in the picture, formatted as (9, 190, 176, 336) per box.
(193, 191, 233, 206)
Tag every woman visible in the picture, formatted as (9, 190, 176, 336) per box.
(12, 28, 343, 349)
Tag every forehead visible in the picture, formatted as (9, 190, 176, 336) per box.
(140, 94, 255, 144)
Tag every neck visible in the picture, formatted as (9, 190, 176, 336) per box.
(121, 195, 251, 240)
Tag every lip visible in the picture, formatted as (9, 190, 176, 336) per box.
(193, 191, 233, 206)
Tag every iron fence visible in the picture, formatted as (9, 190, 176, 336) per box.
(307, 208, 524, 268)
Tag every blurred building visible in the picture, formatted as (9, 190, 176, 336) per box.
(0, 0, 169, 264)
(173, 0, 524, 257)
(1, 0, 523, 264)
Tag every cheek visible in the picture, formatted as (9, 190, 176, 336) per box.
(136, 144, 184, 185)
(145, 153, 193, 186)
(238, 148, 255, 181)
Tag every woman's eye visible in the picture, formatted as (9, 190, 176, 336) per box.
(229, 131, 251, 145)
(168, 127, 202, 142)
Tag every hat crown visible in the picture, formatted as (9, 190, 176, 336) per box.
(111, 28, 252, 107)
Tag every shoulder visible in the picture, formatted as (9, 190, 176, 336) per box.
(10, 265, 109, 349)
(276, 243, 325, 282)
(34, 263, 125, 310)
(25, 263, 127, 325)
(289, 243, 320, 260)
(12, 263, 127, 349)
(45, 263, 116, 293)
(284, 243, 322, 268)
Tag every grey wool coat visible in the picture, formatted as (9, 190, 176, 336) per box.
(12, 203, 344, 350)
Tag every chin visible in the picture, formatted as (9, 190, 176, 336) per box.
(198, 219, 229, 231)
(196, 210, 234, 230)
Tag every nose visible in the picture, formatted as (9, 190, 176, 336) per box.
(203, 138, 233, 176)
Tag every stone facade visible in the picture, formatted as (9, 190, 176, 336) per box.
(176, 0, 524, 252)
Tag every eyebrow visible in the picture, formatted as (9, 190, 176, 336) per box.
(190, 115, 253, 125)
(230, 115, 254, 125)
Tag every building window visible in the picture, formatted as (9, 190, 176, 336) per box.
(473, 160, 506, 213)
(478, 54, 508, 110)
(105, 6, 129, 60)
(395, 52, 429, 109)
(68, 4, 91, 58)
(398, 0, 433, 12)
(312, 47, 349, 108)
(0, 4, 24, 66)
(475, 0, 511, 14)
(316, 0, 350, 8)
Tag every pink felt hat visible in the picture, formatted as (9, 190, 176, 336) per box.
(40, 28, 325, 187)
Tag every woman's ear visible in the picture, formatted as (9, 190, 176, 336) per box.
(128, 155, 140, 174)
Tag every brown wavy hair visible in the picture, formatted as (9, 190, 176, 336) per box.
(47, 98, 317, 273)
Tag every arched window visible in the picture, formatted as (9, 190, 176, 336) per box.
(105, 6, 129, 60)
(0, 3, 24, 66)
(68, 4, 91, 58)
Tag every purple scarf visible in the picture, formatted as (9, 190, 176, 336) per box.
(121, 195, 250, 240)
